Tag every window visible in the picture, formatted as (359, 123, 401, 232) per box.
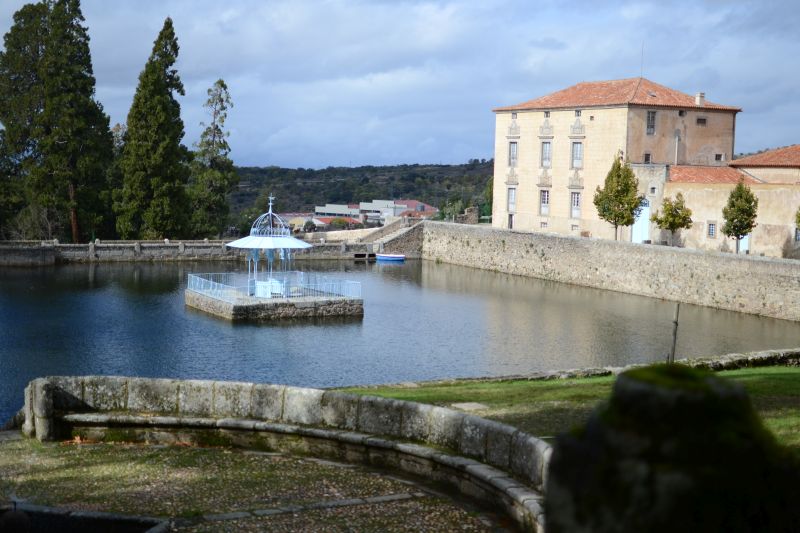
(508, 214, 514, 229)
(507, 187, 516, 212)
(541, 141, 552, 168)
(697, 117, 707, 126)
(650, 186, 657, 194)
(544, 111, 550, 118)
(796, 228, 800, 242)
(540, 189, 550, 216)
(644, 152, 652, 164)
(540, 221, 548, 229)
(679, 110, 686, 117)
(571, 224, 580, 231)
(570, 191, 581, 219)
(589, 115, 594, 121)
(508, 142, 518, 167)
(707, 222, 716, 238)
(575, 110, 582, 117)
(511, 112, 517, 119)
(571, 142, 583, 169)
(646, 111, 656, 135)
(715, 153, 724, 161)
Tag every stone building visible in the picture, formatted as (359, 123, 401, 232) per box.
(660, 146, 800, 258)
(491, 77, 740, 241)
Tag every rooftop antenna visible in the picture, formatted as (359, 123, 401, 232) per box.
(640, 41, 644, 78)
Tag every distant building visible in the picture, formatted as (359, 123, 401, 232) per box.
(314, 199, 438, 224)
(312, 216, 362, 229)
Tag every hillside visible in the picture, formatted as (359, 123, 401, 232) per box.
(231, 160, 494, 215)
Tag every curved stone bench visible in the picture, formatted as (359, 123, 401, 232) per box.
(22, 376, 550, 532)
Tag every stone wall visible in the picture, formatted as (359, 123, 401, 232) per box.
(0, 244, 56, 266)
(381, 222, 424, 258)
(302, 227, 378, 243)
(23, 375, 549, 532)
(420, 221, 800, 322)
(0, 240, 379, 264)
(185, 290, 364, 321)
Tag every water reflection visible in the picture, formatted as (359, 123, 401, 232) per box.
(1, 259, 798, 423)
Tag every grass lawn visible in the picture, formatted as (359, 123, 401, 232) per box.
(344, 366, 800, 451)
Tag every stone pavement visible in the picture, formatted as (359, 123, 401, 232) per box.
(0, 434, 516, 532)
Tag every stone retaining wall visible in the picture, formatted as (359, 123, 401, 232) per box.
(0, 245, 56, 266)
(0, 240, 381, 264)
(420, 221, 800, 322)
(22, 375, 549, 532)
(381, 222, 424, 258)
(184, 290, 364, 321)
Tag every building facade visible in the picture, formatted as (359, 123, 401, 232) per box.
(491, 78, 739, 241)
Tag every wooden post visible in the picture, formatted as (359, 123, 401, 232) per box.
(668, 302, 680, 364)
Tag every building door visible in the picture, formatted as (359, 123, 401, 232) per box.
(739, 234, 750, 254)
(631, 199, 650, 243)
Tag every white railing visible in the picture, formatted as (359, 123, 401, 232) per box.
(188, 272, 361, 303)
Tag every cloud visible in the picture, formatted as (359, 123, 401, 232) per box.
(1, 0, 798, 166)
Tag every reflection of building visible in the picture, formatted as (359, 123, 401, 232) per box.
(314, 199, 438, 224)
(492, 78, 738, 241)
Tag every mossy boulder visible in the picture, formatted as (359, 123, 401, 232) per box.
(545, 364, 800, 532)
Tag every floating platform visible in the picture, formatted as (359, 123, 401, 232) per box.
(185, 289, 363, 322)
(185, 272, 363, 322)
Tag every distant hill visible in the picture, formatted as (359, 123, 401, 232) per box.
(231, 160, 494, 215)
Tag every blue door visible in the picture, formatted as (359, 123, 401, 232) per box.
(632, 199, 650, 243)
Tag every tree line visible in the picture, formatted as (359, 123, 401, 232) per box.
(0, 0, 237, 242)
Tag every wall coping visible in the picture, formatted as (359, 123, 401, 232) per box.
(421, 220, 800, 268)
(22, 376, 550, 532)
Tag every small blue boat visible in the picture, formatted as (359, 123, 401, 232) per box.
(376, 253, 405, 262)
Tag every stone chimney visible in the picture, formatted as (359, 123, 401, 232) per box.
(695, 92, 705, 106)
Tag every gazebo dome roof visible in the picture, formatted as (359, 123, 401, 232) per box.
(226, 196, 311, 250)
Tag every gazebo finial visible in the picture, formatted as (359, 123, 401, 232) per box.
(268, 194, 275, 214)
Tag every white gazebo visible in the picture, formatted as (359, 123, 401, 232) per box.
(186, 196, 361, 305)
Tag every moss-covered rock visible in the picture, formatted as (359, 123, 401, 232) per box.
(545, 364, 800, 532)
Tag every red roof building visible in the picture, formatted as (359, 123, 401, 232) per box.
(494, 77, 740, 113)
(668, 166, 758, 184)
(730, 145, 800, 168)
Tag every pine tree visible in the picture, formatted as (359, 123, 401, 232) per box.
(650, 193, 693, 246)
(188, 79, 238, 237)
(722, 179, 758, 253)
(593, 158, 645, 240)
(30, 0, 112, 242)
(0, 2, 48, 237)
(116, 17, 189, 239)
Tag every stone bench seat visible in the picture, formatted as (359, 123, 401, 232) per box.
(22, 376, 550, 532)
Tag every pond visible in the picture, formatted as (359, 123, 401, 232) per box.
(2, 260, 799, 422)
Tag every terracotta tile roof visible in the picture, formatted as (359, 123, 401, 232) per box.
(494, 78, 740, 113)
(668, 165, 758, 184)
(314, 216, 361, 225)
(395, 199, 438, 212)
(729, 145, 800, 168)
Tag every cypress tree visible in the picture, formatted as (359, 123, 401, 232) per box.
(0, 2, 48, 237)
(30, 0, 112, 242)
(188, 79, 237, 238)
(116, 17, 189, 239)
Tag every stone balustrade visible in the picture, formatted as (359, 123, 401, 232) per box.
(22, 375, 550, 532)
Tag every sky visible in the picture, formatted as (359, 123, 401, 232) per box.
(1, 0, 799, 169)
